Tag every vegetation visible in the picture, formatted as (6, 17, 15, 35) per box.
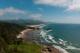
(7, 42, 41, 53)
(0, 21, 41, 53)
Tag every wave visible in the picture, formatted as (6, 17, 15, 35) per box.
(40, 24, 80, 53)
(40, 29, 58, 44)
(40, 29, 69, 53)
(53, 45, 69, 53)
(65, 45, 80, 50)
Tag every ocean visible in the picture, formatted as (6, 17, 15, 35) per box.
(41, 23, 80, 53)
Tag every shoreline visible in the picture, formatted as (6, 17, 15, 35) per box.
(16, 25, 68, 53)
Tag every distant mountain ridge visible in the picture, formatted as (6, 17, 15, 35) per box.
(0, 19, 45, 26)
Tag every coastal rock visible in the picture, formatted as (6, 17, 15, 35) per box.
(41, 45, 61, 53)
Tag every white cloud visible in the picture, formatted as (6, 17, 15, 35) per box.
(49, 17, 80, 24)
(34, 0, 80, 11)
(0, 12, 4, 16)
(0, 7, 44, 20)
(29, 13, 42, 19)
(34, 0, 68, 7)
(0, 7, 26, 16)
(66, 0, 80, 11)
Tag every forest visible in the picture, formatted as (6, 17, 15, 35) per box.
(0, 21, 41, 53)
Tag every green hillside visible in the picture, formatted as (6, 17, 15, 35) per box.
(0, 21, 41, 53)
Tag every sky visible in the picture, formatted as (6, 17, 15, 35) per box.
(0, 0, 80, 24)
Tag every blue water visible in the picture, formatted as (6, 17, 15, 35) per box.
(43, 23, 80, 53)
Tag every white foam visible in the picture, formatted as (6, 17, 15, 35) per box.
(40, 30, 51, 43)
(46, 30, 52, 33)
(48, 35, 53, 39)
(53, 45, 69, 53)
(59, 38, 64, 41)
(39, 24, 46, 28)
(39, 24, 80, 53)
(65, 45, 80, 50)
(45, 38, 51, 43)
(40, 30, 47, 38)
(58, 38, 67, 46)
(47, 35, 57, 43)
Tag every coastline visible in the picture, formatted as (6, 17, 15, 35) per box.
(16, 25, 66, 53)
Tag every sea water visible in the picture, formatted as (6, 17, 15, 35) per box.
(41, 23, 80, 53)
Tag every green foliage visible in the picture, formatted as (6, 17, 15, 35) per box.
(7, 42, 41, 53)
(0, 21, 25, 44)
(0, 21, 41, 53)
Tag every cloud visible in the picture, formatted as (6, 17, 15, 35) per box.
(49, 17, 80, 24)
(34, 0, 80, 11)
(34, 0, 68, 7)
(66, 0, 80, 11)
(0, 7, 26, 16)
(0, 6, 44, 20)
(29, 13, 42, 19)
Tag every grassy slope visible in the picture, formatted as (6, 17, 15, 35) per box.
(0, 21, 41, 53)
(8, 42, 41, 53)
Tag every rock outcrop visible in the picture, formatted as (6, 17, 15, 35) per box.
(41, 45, 61, 53)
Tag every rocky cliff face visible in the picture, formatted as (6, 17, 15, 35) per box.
(41, 45, 61, 53)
